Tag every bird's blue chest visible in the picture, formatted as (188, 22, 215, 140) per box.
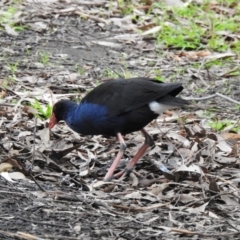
(65, 102, 121, 136)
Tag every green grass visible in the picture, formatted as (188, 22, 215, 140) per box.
(154, 75, 166, 82)
(7, 61, 18, 75)
(39, 51, 50, 65)
(117, 0, 134, 15)
(103, 69, 120, 79)
(115, 0, 240, 52)
(2, 61, 19, 85)
(235, 105, 240, 110)
(31, 99, 52, 120)
(74, 64, 85, 75)
(0, 6, 25, 32)
(208, 119, 240, 133)
(157, 24, 205, 50)
(147, 1, 240, 52)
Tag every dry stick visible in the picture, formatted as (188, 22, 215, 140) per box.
(30, 117, 45, 191)
(16, 215, 71, 228)
(226, 220, 240, 232)
(185, 92, 240, 105)
(31, 117, 37, 169)
(129, 172, 138, 186)
(36, 235, 84, 240)
(205, 173, 239, 191)
(220, 66, 240, 77)
(196, 57, 232, 88)
(184, 142, 213, 167)
(197, 59, 209, 87)
(17, 232, 46, 240)
(75, 10, 107, 23)
(181, 190, 237, 210)
(0, 230, 45, 240)
(113, 202, 170, 212)
(0, 190, 28, 197)
(168, 227, 240, 237)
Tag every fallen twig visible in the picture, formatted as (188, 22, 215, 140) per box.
(186, 92, 240, 105)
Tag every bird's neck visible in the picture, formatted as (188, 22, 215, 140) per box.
(63, 101, 80, 124)
(65, 101, 109, 135)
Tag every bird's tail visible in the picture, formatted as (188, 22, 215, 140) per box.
(158, 94, 189, 107)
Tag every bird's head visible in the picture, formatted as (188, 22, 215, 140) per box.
(49, 100, 74, 129)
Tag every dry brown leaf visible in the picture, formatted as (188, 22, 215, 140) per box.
(141, 26, 162, 36)
(231, 144, 239, 157)
(186, 201, 209, 214)
(5, 25, 18, 36)
(124, 191, 142, 199)
(208, 211, 219, 219)
(138, 23, 156, 31)
(175, 164, 203, 175)
(28, 22, 48, 31)
(205, 52, 236, 60)
(221, 133, 240, 141)
(8, 172, 26, 180)
(2, 158, 22, 169)
(167, 132, 190, 147)
(0, 172, 15, 182)
(92, 180, 115, 188)
(0, 90, 6, 98)
(185, 124, 206, 138)
(150, 183, 170, 196)
(221, 195, 240, 207)
(214, 155, 236, 164)
(215, 133, 232, 153)
(79, 169, 90, 177)
(177, 50, 211, 60)
(0, 162, 13, 172)
(209, 178, 220, 193)
(92, 40, 122, 49)
(18, 131, 32, 139)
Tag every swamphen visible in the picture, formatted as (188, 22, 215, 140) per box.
(49, 77, 188, 180)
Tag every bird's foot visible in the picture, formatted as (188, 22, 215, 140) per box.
(113, 167, 132, 179)
(104, 166, 132, 181)
(112, 167, 143, 182)
(104, 167, 143, 182)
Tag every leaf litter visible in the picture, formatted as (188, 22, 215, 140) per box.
(0, 0, 240, 239)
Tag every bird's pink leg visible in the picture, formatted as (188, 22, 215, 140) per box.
(104, 133, 126, 181)
(114, 128, 154, 179)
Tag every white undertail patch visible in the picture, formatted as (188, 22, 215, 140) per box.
(149, 101, 174, 114)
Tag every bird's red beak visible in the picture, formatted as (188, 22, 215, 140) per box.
(49, 113, 57, 129)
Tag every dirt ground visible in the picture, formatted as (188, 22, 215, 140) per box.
(0, 1, 240, 240)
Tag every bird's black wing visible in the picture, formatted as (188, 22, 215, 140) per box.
(82, 77, 185, 116)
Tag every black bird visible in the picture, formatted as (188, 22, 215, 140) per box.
(49, 77, 188, 180)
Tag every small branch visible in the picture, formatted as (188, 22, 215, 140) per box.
(29, 117, 45, 192)
(31, 117, 37, 169)
(169, 227, 240, 237)
(75, 10, 107, 23)
(113, 202, 170, 212)
(197, 59, 209, 87)
(0, 230, 45, 240)
(185, 92, 240, 105)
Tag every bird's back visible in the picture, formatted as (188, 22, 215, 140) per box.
(83, 78, 184, 114)
(75, 78, 187, 136)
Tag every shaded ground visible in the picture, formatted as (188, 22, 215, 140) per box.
(0, 1, 240, 239)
